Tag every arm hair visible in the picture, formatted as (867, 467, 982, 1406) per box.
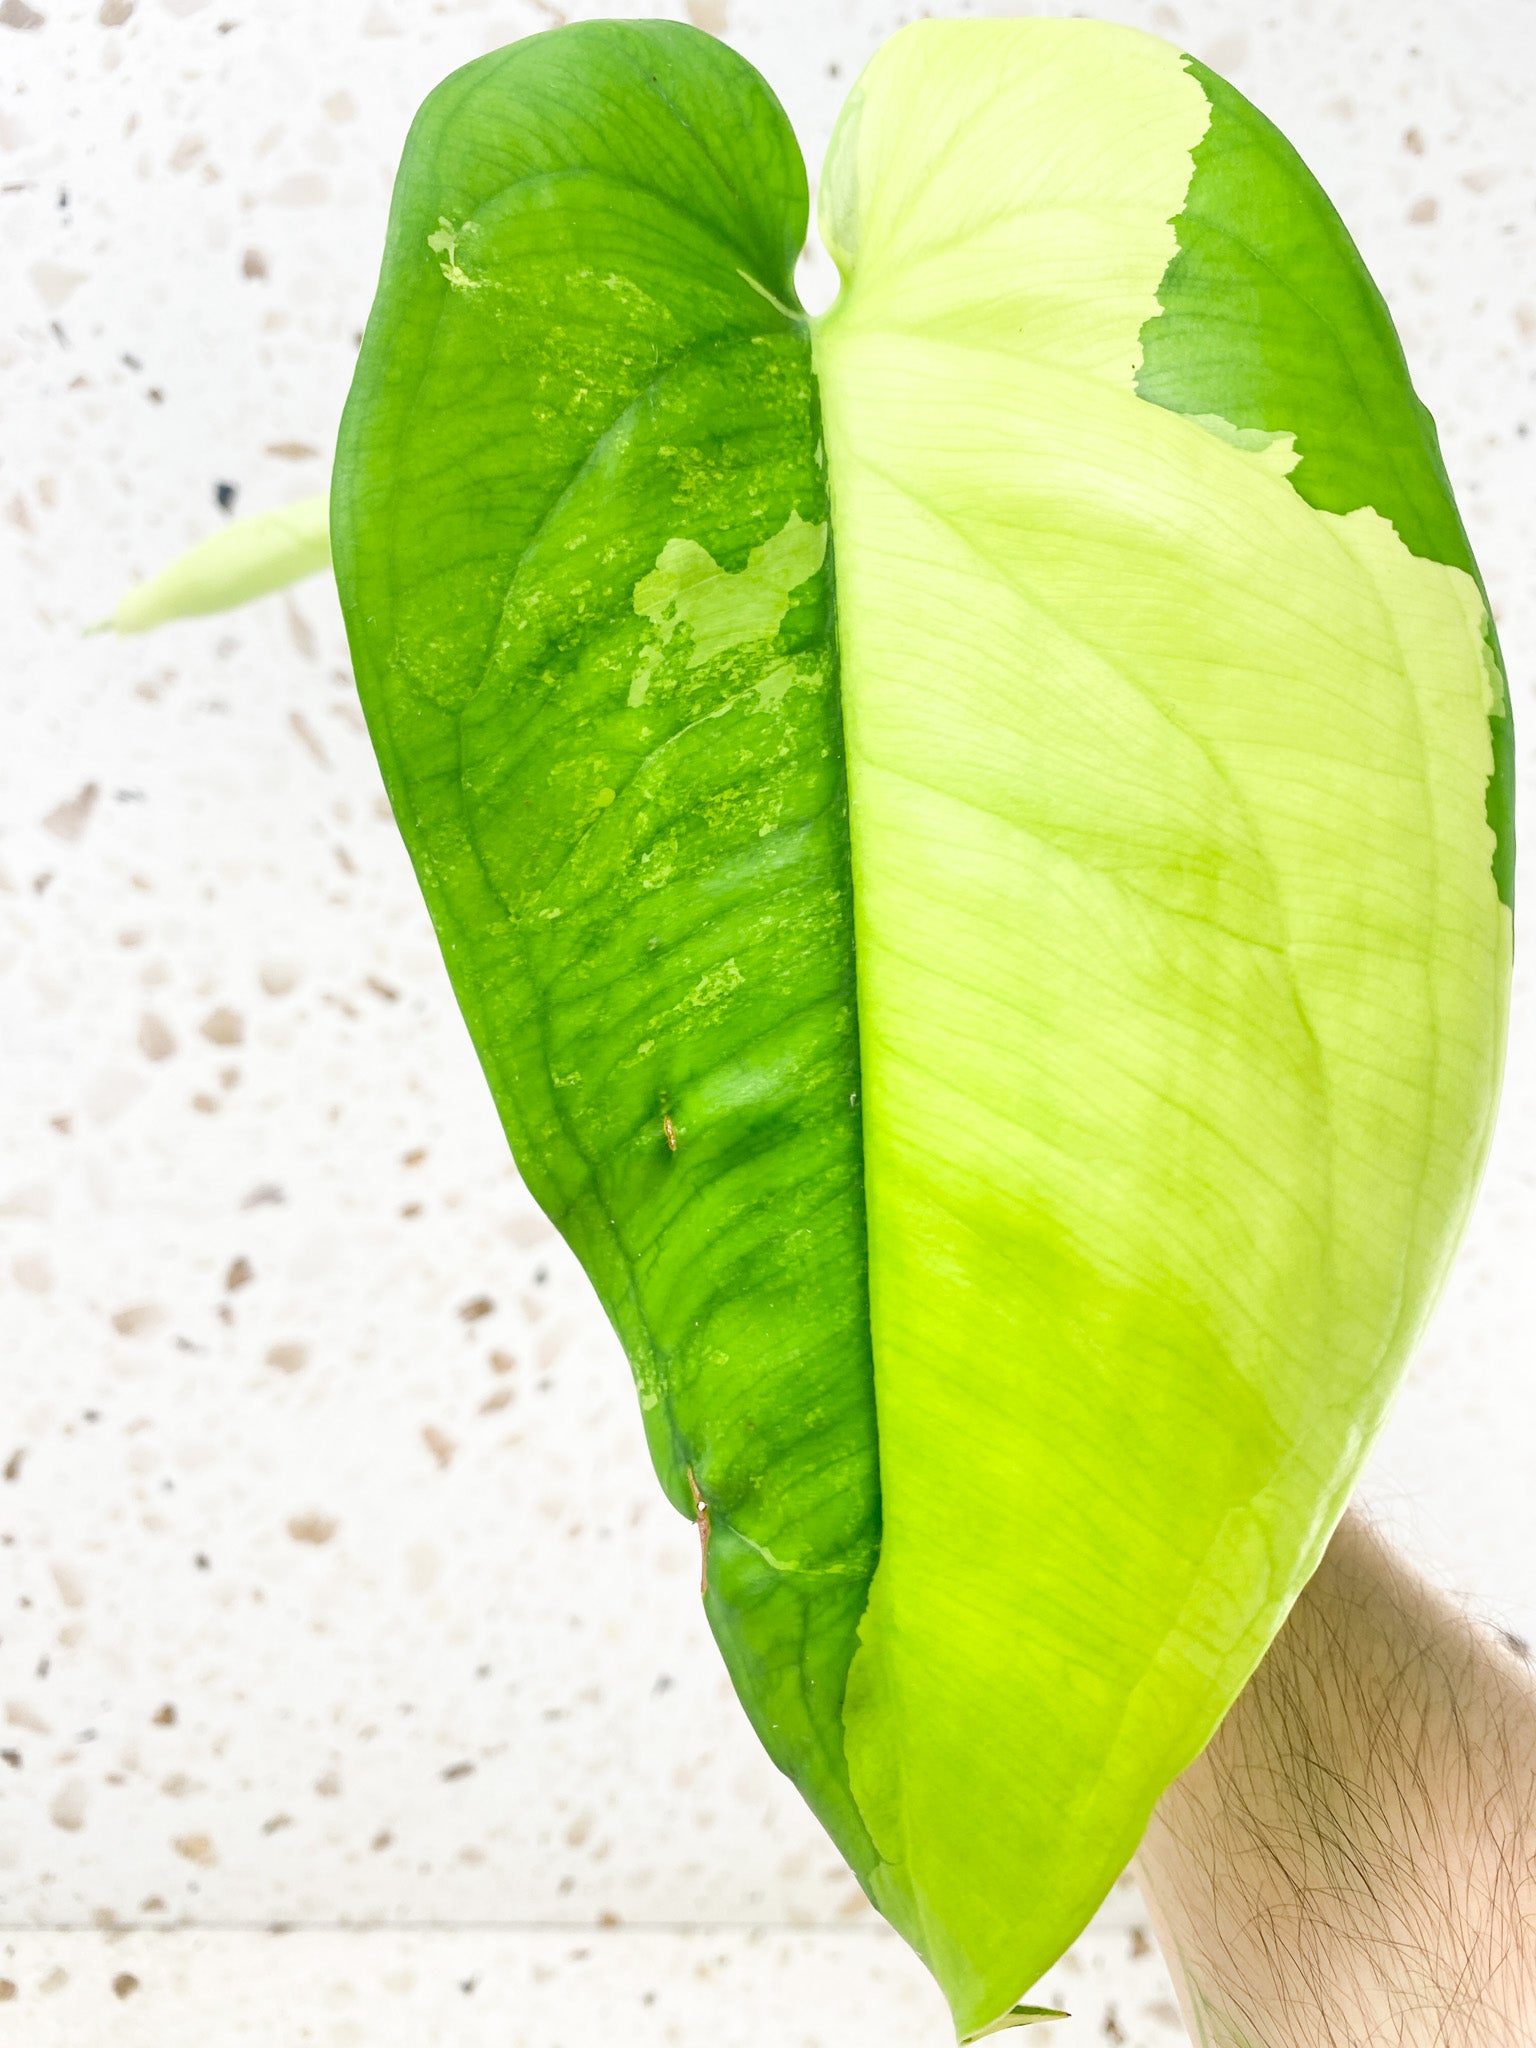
(1136, 1512, 1536, 2047)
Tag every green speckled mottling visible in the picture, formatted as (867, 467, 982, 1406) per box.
(330, 21, 882, 1885)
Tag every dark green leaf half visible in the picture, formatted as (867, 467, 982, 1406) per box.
(330, 21, 880, 1882)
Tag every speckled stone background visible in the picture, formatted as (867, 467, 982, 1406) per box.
(2, 0, 1532, 2041)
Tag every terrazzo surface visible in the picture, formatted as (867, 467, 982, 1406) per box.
(2, 0, 1534, 2041)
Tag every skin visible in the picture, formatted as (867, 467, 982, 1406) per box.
(1138, 1513, 1536, 2047)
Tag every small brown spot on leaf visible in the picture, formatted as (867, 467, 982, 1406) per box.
(112, 1973, 139, 2000)
(3, 1449, 24, 1483)
(287, 1512, 336, 1546)
(366, 975, 399, 1002)
(1409, 195, 1438, 223)
(242, 247, 267, 278)
(687, 1469, 710, 1595)
(152, 1704, 176, 1726)
(225, 1255, 253, 1291)
(442, 1761, 475, 1781)
(266, 1342, 307, 1374)
(458, 1295, 494, 1323)
(172, 1832, 216, 1867)
(266, 440, 317, 459)
(422, 1426, 455, 1470)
